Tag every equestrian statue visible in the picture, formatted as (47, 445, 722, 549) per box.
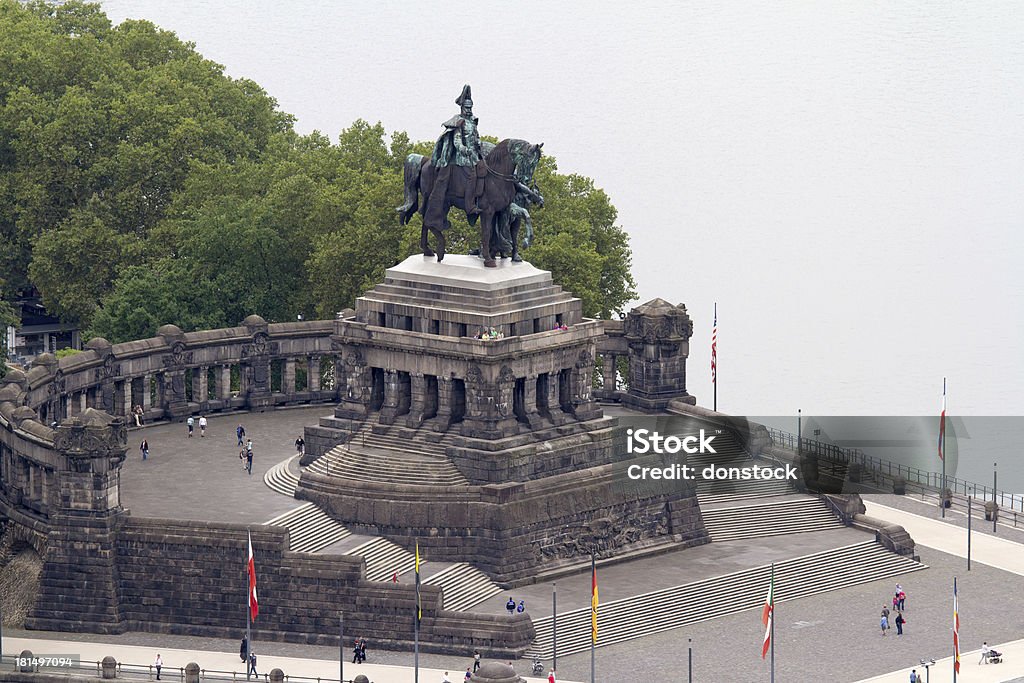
(396, 84, 544, 267)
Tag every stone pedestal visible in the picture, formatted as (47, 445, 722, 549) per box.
(623, 299, 695, 411)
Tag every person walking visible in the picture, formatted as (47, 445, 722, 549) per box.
(359, 639, 367, 663)
(154, 654, 162, 681)
(295, 435, 305, 454)
(140, 439, 149, 460)
(464, 668, 472, 681)
(247, 651, 258, 677)
(245, 448, 254, 475)
(352, 638, 362, 664)
(237, 424, 246, 447)
(895, 611, 905, 636)
(442, 672, 451, 683)
(517, 600, 525, 613)
(880, 613, 889, 635)
(909, 669, 918, 683)
(473, 650, 481, 672)
(505, 597, 515, 615)
(199, 415, 208, 437)
(548, 670, 556, 683)
(186, 415, 194, 437)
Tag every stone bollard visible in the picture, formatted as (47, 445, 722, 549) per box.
(353, 675, 370, 683)
(269, 669, 284, 683)
(18, 650, 33, 673)
(185, 662, 200, 683)
(985, 500, 999, 522)
(101, 656, 117, 679)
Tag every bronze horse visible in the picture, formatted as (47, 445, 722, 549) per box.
(397, 139, 543, 267)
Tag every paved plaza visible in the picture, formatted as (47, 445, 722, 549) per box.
(44, 409, 1024, 681)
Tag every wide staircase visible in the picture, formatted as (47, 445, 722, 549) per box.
(264, 456, 301, 497)
(701, 497, 844, 541)
(345, 537, 422, 582)
(264, 502, 352, 553)
(305, 425, 468, 487)
(688, 435, 795, 504)
(425, 563, 503, 611)
(526, 540, 925, 659)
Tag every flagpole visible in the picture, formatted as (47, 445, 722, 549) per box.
(941, 378, 947, 519)
(414, 542, 420, 683)
(338, 611, 343, 683)
(590, 552, 596, 683)
(712, 303, 717, 412)
(552, 582, 557, 673)
(246, 531, 252, 681)
(952, 577, 958, 683)
(769, 563, 775, 683)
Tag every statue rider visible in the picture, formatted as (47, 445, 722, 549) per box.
(425, 84, 484, 229)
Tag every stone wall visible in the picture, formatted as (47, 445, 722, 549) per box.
(298, 455, 709, 584)
(28, 517, 534, 656)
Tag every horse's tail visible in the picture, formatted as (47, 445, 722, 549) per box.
(396, 153, 425, 224)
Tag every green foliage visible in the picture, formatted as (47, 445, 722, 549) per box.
(54, 347, 81, 359)
(3, 1, 636, 337)
(0, 0, 290, 320)
(0, 284, 18, 378)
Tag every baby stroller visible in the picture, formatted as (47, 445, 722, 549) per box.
(532, 656, 544, 675)
(988, 648, 1003, 664)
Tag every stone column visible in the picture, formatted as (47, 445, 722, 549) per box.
(79, 392, 87, 414)
(521, 374, 543, 429)
(545, 372, 568, 425)
(198, 366, 209, 403)
(142, 375, 153, 410)
(283, 359, 296, 396)
(162, 368, 187, 417)
(379, 369, 400, 425)
(405, 372, 426, 428)
(220, 365, 233, 400)
(433, 376, 453, 432)
(120, 380, 131, 417)
(308, 356, 321, 393)
(571, 350, 601, 421)
(602, 354, 617, 392)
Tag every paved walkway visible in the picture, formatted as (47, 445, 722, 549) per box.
(863, 500, 1024, 576)
(83, 411, 1024, 682)
(2, 635, 576, 683)
(855, 636, 1022, 682)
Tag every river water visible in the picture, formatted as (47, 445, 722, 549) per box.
(97, 1, 1024, 485)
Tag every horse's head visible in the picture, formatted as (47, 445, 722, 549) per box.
(507, 139, 543, 184)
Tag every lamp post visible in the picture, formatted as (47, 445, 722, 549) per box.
(552, 582, 557, 673)
(687, 638, 693, 683)
(993, 462, 998, 533)
(797, 409, 802, 455)
(919, 658, 935, 683)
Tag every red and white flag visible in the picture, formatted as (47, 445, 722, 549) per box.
(248, 531, 259, 621)
(953, 577, 960, 674)
(711, 304, 717, 385)
(938, 379, 947, 461)
(761, 570, 773, 658)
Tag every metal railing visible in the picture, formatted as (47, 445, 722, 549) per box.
(1, 656, 360, 683)
(768, 427, 1024, 513)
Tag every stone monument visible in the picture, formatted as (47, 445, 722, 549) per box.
(299, 255, 708, 583)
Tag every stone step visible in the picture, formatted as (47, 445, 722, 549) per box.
(424, 562, 503, 612)
(346, 537, 424, 582)
(701, 499, 843, 542)
(263, 502, 352, 553)
(263, 456, 301, 497)
(526, 540, 926, 659)
(307, 443, 469, 487)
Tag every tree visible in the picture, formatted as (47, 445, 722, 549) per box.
(0, 0, 291, 323)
